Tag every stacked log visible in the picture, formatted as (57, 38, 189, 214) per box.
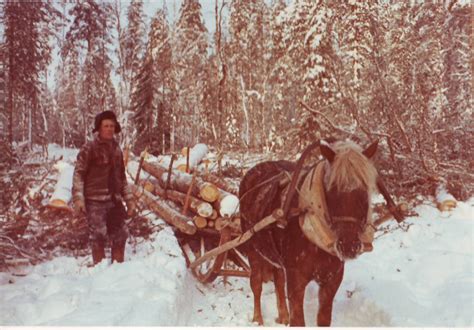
(48, 161, 75, 211)
(129, 184, 197, 235)
(435, 184, 457, 212)
(127, 145, 241, 236)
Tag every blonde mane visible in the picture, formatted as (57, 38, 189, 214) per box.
(323, 140, 378, 193)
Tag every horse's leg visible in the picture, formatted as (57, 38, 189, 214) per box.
(287, 268, 309, 326)
(248, 252, 264, 325)
(273, 267, 289, 325)
(317, 263, 344, 326)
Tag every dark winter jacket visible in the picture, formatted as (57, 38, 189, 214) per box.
(72, 136, 133, 204)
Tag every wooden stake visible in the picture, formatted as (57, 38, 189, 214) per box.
(134, 147, 148, 185)
(186, 145, 190, 173)
(182, 172, 196, 215)
(164, 154, 175, 199)
(123, 143, 130, 167)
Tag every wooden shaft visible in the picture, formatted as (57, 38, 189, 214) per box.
(373, 202, 408, 227)
(189, 208, 284, 269)
(218, 269, 250, 278)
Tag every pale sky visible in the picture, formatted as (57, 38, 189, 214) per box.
(47, 0, 225, 89)
(143, 0, 222, 34)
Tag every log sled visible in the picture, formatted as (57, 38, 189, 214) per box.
(46, 143, 429, 284)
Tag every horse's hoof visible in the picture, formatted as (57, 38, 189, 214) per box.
(275, 316, 289, 325)
(252, 316, 264, 326)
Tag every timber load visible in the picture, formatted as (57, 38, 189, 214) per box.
(126, 145, 241, 237)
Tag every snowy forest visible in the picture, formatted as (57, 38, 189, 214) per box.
(0, 0, 472, 197)
(0, 0, 473, 327)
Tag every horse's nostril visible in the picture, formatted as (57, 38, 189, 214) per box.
(336, 239, 362, 259)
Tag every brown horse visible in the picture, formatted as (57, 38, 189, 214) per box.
(239, 140, 379, 326)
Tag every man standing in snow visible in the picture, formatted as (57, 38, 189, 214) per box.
(72, 111, 136, 265)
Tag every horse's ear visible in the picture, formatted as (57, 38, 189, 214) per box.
(321, 143, 336, 163)
(363, 140, 378, 159)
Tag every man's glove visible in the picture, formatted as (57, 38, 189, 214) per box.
(74, 199, 86, 216)
(126, 199, 136, 217)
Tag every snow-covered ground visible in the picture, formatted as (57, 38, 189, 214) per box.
(0, 145, 472, 327)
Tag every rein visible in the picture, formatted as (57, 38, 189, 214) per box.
(238, 170, 289, 205)
(330, 216, 364, 230)
(281, 141, 321, 226)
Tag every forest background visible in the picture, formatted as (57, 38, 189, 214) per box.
(0, 0, 472, 201)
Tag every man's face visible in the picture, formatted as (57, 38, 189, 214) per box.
(99, 119, 116, 140)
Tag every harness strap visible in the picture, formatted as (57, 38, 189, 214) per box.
(298, 163, 375, 256)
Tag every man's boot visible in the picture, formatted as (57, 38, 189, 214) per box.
(91, 240, 106, 265)
(111, 240, 126, 263)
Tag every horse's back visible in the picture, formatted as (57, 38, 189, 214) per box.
(239, 160, 296, 267)
(240, 160, 295, 227)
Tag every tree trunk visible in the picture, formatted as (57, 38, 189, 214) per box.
(200, 172, 239, 195)
(153, 183, 214, 218)
(174, 143, 209, 173)
(141, 160, 220, 203)
(130, 183, 196, 235)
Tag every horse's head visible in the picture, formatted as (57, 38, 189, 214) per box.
(321, 140, 378, 260)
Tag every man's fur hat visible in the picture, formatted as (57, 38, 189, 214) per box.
(93, 111, 121, 133)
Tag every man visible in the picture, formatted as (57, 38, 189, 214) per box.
(72, 111, 136, 265)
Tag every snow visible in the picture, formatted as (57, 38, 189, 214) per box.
(218, 193, 240, 217)
(0, 225, 187, 326)
(436, 183, 457, 203)
(1, 146, 473, 327)
(48, 143, 79, 162)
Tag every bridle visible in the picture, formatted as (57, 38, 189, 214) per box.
(329, 215, 367, 232)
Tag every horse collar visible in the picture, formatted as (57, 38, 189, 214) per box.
(298, 163, 375, 256)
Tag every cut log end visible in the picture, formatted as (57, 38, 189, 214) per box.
(143, 181, 155, 192)
(218, 194, 240, 217)
(194, 216, 208, 229)
(176, 164, 189, 173)
(200, 183, 219, 203)
(181, 147, 189, 157)
(196, 202, 214, 218)
(437, 200, 457, 212)
(48, 199, 72, 211)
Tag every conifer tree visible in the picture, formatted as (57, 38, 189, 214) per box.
(172, 0, 208, 148)
(2, 1, 62, 147)
(63, 0, 116, 144)
(119, 0, 146, 116)
(54, 47, 81, 146)
(227, 0, 269, 149)
(131, 8, 172, 155)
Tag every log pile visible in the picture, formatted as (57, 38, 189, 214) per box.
(435, 183, 457, 212)
(127, 144, 242, 237)
(0, 152, 157, 271)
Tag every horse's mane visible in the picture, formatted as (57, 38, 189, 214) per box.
(323, 140, 378, 193)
